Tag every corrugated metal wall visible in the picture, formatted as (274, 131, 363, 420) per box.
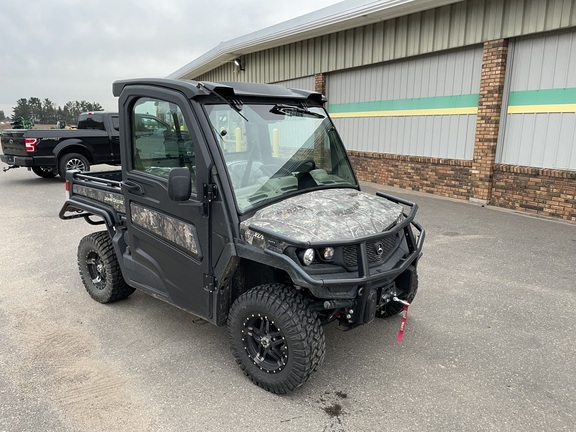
(327, 46, 482, 159)
(273, 76, 315, 91)
(498, 29, 576, 169)
(195, 0, 576, 84)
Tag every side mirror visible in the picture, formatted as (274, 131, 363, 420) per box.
(168, 167, 191, 201)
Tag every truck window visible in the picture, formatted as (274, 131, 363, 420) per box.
(78, 113, 106, 130)
(131, 98, 196, 195)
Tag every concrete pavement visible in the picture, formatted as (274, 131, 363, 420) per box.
(0, 167, 574, 431)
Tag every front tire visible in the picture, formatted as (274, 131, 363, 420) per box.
(77, 231, 135, 303)
(31, 166, 56, 178)
(228, 283, 325, 394)
(59, 152, 90, 177)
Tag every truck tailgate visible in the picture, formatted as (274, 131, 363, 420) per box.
(1, 130, 27, 156)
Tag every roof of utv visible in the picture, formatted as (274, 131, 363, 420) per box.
(112, 78, 326, 104)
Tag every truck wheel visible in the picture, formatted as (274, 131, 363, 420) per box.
(77, 231, 135, 303)
(59, 153, 90, 177)
(31, 166, 57, 178)
(376, 271, 419, 318)
(228, 283, 325, 394)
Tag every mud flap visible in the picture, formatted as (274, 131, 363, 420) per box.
(364, 289, 378, 323)
(395, 265, 417, 297)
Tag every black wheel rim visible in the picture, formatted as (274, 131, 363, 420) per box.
(242, 314, 288, 373)
(66, 158, 86, 171)
(86, 251, 106, 290)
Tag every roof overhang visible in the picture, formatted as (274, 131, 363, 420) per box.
(168, 0, 463, 80)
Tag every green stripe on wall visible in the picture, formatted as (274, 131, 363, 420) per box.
(328, 94, 479, 115)
(507, 88, 576, 113)
(508, 88, 576, 106)
(330, 107, 477, 118)
(326, 88, 576, 117)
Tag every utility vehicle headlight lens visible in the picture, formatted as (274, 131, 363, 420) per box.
(322, 247, 335, 260)
(302, 248, 315, 266)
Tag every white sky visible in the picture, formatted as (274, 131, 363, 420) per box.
(0, 0, 343, 118)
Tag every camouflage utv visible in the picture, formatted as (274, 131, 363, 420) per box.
(60, 79, 425, 394)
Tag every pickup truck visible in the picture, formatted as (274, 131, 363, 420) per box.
(1, 111, 121, 178)
(59, 78, 425, 394)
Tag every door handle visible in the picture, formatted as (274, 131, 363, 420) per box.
(121, 180, 144, 195)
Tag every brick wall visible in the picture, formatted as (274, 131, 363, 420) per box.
(348, 151, 472, 200)
(349, 151, 576, 221)
(315, 73, 327, 96)
(470, 39, 508, 203)
(492, 165, 576, 221)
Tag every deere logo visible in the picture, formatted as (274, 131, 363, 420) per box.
(9, 139, 14, 144)
(374, 242, 384, 256)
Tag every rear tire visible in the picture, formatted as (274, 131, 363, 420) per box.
(31, 166, 56, 178)
(228, 283, 325, 394)
(77, 231, 134, 303)
(59, 153, 90, 177)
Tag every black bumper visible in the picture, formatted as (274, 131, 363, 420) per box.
(247, 193, 423, 289)
(240, 192, 425, 325)
(1, 154, 55, 167)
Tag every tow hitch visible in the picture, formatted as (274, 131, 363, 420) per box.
(392, 296, 411, 306)
(2, 165, 18, 173)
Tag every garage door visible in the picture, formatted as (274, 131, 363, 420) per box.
(498, 30, 576, 170)
(327, 46, 482, 160)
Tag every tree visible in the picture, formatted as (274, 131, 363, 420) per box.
(42, 98, 57, 123)
(63, 101, 81, 125)
(12, 98, 31, 119)
(11, 97, 104, 126)
(28, 97, 42, 122)
(62, 100, 103, 125)
(0, 110, 5, 121)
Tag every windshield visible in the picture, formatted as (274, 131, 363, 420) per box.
(205, 103, 357, 213)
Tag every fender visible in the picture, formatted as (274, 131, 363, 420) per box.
(53, 139, 92, 161)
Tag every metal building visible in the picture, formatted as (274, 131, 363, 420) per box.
(169, 0, 576, 221)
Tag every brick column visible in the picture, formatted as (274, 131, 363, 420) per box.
(314, 73, 327, 95)
(470, 39, 508, 204)
(313, 73, 328, 165)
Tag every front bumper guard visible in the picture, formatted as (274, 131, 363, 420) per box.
(244, 192, 425, 325)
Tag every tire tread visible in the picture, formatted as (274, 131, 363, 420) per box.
(77, 231, 134, 303)
(228, 283, 325, 394)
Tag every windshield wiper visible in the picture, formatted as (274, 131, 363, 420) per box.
(197, 82, 248, 122)
(270, 104, 325, 119)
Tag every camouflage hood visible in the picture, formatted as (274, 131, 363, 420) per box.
(240, 189, 403, 246)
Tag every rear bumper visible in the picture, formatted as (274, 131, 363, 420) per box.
(0, 154, 55, 167)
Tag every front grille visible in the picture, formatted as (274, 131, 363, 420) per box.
(342, 234, 399, 269)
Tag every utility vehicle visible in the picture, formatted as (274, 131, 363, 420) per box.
(60, 78, 424, 393)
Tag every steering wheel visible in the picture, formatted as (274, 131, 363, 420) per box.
(227, 160, 265, 187)
(260, 164, 293, 178)
(291, 158, 316, 173)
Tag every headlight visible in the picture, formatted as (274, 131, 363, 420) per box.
(302, 248, 315, 266)
(322, 247, 335, 260)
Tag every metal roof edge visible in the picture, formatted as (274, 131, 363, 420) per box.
(167, 0, 462, 79)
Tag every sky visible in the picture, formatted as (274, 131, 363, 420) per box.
(0, 0, 343, 119)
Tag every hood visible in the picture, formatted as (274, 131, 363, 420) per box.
(240, 189, 403, 245)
